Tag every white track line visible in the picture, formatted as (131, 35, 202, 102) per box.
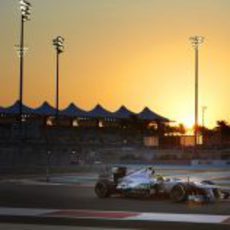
(0, 207, 229, 225)
(127, 213, 228, 224)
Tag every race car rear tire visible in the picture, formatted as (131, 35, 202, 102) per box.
(170, 184, 187, 202)
(95, 180, 112, 198)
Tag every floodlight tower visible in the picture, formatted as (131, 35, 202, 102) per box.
(202, 106, 207, 128)
(189, 36, 204, 152)
(53, 36, 64, 119)
(18, 0, 31, 123)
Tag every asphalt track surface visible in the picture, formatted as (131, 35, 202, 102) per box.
(0, 182, 229, 229)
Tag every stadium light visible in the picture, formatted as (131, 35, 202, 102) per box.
(17, 0, 32, 125)
(20, 0, 31, 21)
(202, 106, 207, 128)
(53, 36, 65, 119)
(189, 36, 204, 152)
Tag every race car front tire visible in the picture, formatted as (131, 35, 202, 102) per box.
(95, 180, 112, 198)
(170, 184, 187, 202)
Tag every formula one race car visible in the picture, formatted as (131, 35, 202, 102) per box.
(95, 166, 229, 203)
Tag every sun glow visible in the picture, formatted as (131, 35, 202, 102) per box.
(180, 116, 194, 130)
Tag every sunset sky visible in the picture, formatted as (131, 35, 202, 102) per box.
(0, 0, 230, 128)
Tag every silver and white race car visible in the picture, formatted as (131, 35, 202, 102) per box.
(95, 166, 229, 203)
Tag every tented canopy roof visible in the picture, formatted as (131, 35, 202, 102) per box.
(113, 106, 135, 119)
(1, 101, 33, 115)
(138, 107, 169, 122)
(0, 101, 170, 122)
(87, 104, 114, 118)
(33, 102, 56, 116)
(60, 103, 87, 117)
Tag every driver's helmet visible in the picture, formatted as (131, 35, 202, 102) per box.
(156, 174, 164, 182)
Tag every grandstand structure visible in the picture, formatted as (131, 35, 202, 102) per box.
(0, 101, 172, 172)
(1, 101, 227, 173)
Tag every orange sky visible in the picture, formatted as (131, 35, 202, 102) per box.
(0, 0, 230, 128)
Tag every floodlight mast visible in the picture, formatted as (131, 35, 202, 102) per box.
(189, 36, 204, 153)
(202, 106, 207, 128)
(53, 36, 64, 119)
(18, 0, 31, 125)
